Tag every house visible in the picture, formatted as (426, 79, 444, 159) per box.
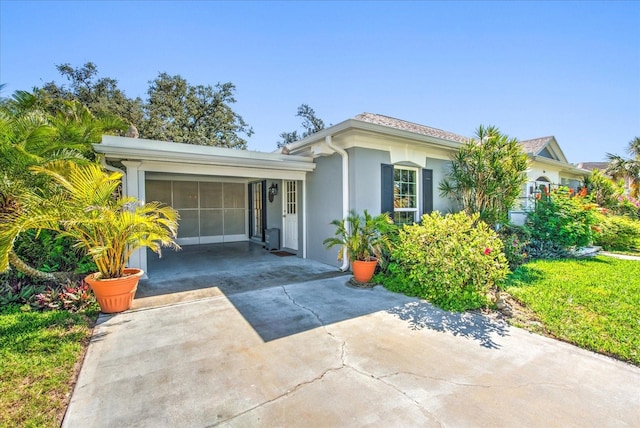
(94, 112, 589, 272)
(509, 135, 588, 224)
(577, 161, 634, 195)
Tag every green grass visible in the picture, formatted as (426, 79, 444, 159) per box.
(505, 256, 640, 366)
(0, 305, 97, 427)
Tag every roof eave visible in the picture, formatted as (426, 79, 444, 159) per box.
(529, 155, 589, 176)
(94, 137, 316, 172)
(286, 118, 466, 156)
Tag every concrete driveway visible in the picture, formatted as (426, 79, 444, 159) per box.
(63, 276, 640, 427)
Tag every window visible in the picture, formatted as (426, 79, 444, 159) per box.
(393, 167, 418, 224)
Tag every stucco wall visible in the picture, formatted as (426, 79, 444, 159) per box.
(347, 147, 455, 216)
(265, 179, 282, 231)
(528, 163, 561, 184)
(424, 157, 456, 214)
(306, 154, 343, 267)
(348, 147, 390, 214)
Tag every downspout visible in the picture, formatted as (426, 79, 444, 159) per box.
(325, 135, 350, 272)
(100, 156, 127, 196)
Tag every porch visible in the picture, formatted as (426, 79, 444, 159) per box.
(132, 241, 346, 309)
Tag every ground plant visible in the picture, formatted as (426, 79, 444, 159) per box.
(380, 212, 509, 311)
(0, 305, 97, 426)
(505, 256, 640, 366)
(594, 215, 640, 251)
(497, 224, 530, 270)
(526, 187, 599, 249)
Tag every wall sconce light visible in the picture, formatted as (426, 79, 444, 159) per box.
(268, 183, 278, 203)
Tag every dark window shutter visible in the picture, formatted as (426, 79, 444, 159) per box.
(381, 164, 394, 215)
(248, 182, 254, 238)
(422, 169, 433, 215)
(261, 180, 267, 241)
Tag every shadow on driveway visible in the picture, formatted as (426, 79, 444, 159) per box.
(224, 276, 508, 347)
(387, 301, 507, 349)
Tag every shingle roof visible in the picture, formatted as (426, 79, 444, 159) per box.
(353, 113, 470, 144)
(577, 162, 609, 171)
(519, 136, 553, 155)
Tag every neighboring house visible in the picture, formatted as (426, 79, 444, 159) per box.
(577, 161, 634, 195)
(509, 136, 588, 224)
(94, 112, 589, 273)
(577, 162, 609, 171)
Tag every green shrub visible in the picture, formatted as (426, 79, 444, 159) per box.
(595, 215, 640, 251)
(615, 195, 640, 220)
(380, 212, 510, 311)
(526, 187, 599, 249)
(13, 229, 96, 274)
(497, 224, 530, 270)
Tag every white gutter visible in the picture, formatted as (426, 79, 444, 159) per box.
(325, 135, 350, 272)
(100, 156, 127, 196)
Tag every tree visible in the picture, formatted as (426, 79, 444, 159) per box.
(141, 73, 252, 148)
(607, 137, 640, 198)
(277, 104, 325, 148)
(29, 62, 254, 149)
(0, 91, 126, 281)
(439, 125, 529, 227)
(582, 169, 624, 209)
(37, 62, 144, 131)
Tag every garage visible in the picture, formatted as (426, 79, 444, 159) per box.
(145, 175, 247, 245)
(94, 135, 316, 276)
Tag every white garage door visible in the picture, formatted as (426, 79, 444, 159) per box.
(146, 179, 247, 245)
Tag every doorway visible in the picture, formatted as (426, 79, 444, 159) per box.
(282, 180, 298, 250)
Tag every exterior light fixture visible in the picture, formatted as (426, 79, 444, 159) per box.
(268, 183, 278, 203)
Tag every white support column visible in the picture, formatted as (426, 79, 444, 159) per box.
(121, 161, 148, 277)
(302, 176, 307, 259)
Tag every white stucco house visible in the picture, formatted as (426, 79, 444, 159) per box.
(94, 113, 589, 273)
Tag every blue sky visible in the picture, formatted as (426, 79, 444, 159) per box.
(1, 1, 638, 163)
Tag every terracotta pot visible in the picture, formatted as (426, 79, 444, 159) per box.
(351, 259, 378, 283)
(85, 268, 144, 313)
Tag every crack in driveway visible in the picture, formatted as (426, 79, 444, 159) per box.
(211, 285, 444, 427)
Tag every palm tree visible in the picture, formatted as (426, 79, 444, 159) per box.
(607, 137, 640, 198)
(0, 90, 128, 280)
(0, 161, 179, 282)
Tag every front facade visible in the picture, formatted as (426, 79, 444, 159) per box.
(287, 113, 589, 265)
(95, 113, 589, 272)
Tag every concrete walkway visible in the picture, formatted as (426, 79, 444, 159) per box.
(63, 277, 640, 427)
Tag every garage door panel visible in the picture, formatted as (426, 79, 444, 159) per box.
(146, 180, 172, 204)
(224, 209, 245, 235)
(147, 179, 246, 245)
(201, 210, 223, 236)
(224, 183, 245, 208)
(177, 210, 199, 238)
(200, 182, 223, 208)
(173, 181, 198, 208)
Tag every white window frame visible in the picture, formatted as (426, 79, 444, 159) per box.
(393, 166, 419, 224)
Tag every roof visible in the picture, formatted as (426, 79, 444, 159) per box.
(95, 136, 316, 173)
(519, 136, 554, 155)
(577, 162, 609, 171)
(353, 113, 470, 144)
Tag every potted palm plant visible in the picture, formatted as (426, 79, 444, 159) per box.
(323, 210, 394, 283)
(0, 160, 179, 313)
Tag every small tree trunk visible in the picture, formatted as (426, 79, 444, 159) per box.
(8, 250, 66, 284)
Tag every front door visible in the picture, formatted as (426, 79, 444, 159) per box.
(249, 181, 266, 241)
(283, 180, 298, 250)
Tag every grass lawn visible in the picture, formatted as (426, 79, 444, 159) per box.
(0, 305, 97, 427)
(505, 256, 640, 366)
